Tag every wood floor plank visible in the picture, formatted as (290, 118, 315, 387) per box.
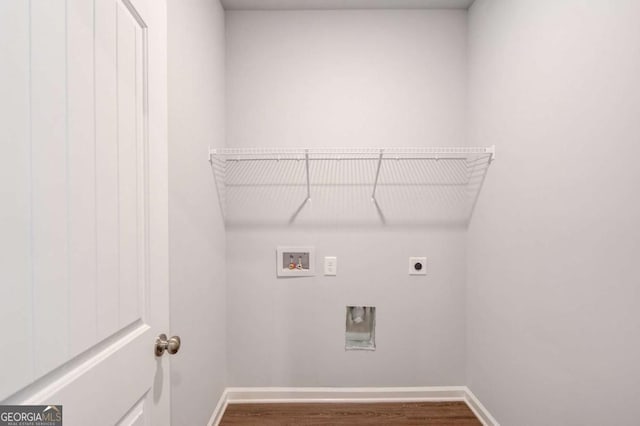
(220, 401, 482, 425)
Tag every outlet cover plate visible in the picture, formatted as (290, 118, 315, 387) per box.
(409, 257, 427, 275)
(324, 256, 337, 276)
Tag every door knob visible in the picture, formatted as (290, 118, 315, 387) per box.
(155, 334, 181, 356)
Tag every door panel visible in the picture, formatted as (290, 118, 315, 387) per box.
(31, 0, 70, 377)
(117, 1, 143, 328)
(67, 0, 98, 358)
(95, 0, 121, 342)
(0, 0, 169, 424)
(117, 396, 148, 426)
(44, 325, 155, 425)
(0, 0, 32, 399)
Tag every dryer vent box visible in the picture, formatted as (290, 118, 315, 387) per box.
(345, 306, 376, 351)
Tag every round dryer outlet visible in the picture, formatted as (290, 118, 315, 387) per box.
(409, 257, 427, 275)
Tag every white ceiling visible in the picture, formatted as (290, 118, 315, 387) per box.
(221, 0, 475, 11)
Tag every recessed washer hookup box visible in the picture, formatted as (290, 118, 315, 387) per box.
(276, 246, 316, 277)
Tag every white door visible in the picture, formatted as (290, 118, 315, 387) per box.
(0, 0, 170, 425)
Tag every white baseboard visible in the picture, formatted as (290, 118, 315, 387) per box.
(463, 387, 500, 426)
(207, 386, 498, 426)
(207, 388, 229, 426)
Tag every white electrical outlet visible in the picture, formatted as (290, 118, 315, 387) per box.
(409, 257, 427, 275)
(324, 256, 337, 276)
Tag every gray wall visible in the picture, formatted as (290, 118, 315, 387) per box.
(226, 10, 467, 149)
(466, 0, 640, 424)
(225, 10, 469, 387)
(167, 0, 226, 424)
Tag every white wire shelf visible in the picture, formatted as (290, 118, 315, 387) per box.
(209, 146, 495, 226)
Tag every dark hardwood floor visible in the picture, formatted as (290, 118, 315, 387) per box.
(219, 401, 482, 425)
